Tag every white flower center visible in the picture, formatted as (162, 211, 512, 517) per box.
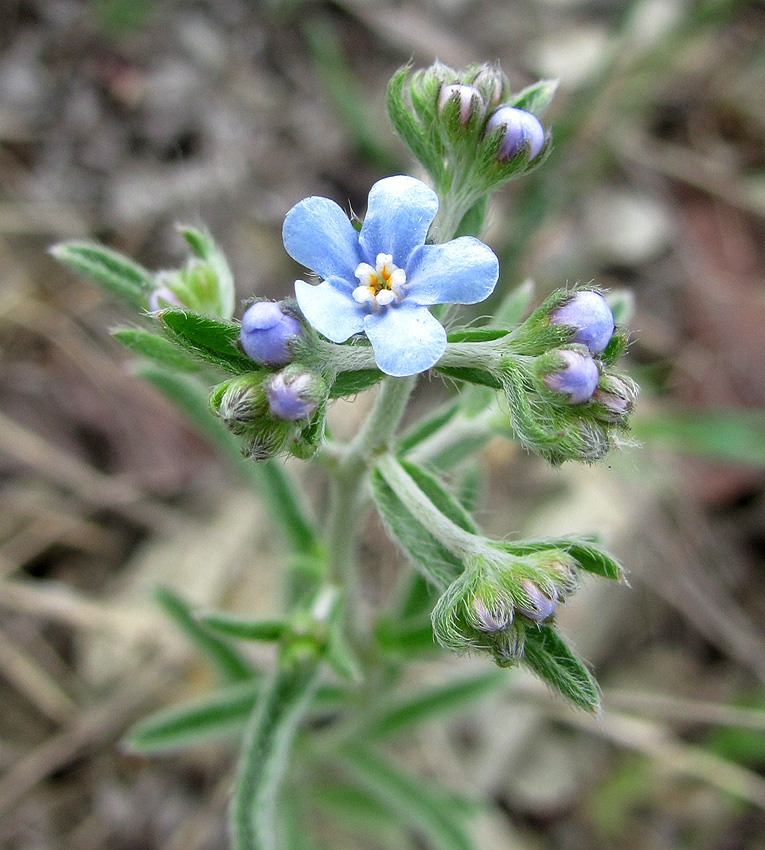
(352, 254, 406, 311)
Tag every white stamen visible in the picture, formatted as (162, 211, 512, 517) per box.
(353, 285, 376, 306)
(376, 290, 397, 306)
(352, 256, 406, 311)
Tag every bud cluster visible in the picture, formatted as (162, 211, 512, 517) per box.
(210, 364, 328, 461)
(494, 288, 638, 464)
(431, 545, 582, 666)
(387, 62, 557, 235)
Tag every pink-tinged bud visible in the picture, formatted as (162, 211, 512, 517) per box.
(438, 84, 485, 124)
(516, 580, 557, 622)
(265, 369, 321, 422)
(472, 597, 512, 633)
(240, 301, 302, 366)
(550, 291, 615, 355)
(148, 286, 182, 312)
(486, 106, 545, 162)
(544, 350, 600, 404)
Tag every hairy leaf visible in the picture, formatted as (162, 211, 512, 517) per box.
(522, 626, 600, 713)
(158, 308, 256, 374)
(112, 327, 201, 372)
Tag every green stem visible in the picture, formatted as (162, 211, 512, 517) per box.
(325, 376, 416, 587)
(375, 452, 482, 559)
(231, 658, 320, 850)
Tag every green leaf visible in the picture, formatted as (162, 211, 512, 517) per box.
(360, 671, 507, 741)
(134, 364, 318, 556)
(436, 366, 503, 390)
(374, 615, 438, 657)
(399, 460, 479, 535)
(154, 586, 253, 682)
(508, 79, 559, 115)
(495, 279, 534, 325)
(124, 681, 259, 753)
(178, 225, 236, 320)
(370, 469, 463, 589)
(633, 409, 765, 467)
(232, 661, 321, 850)
(200, 612, 289, 642)
(307, 781, 410, 850)
(112, 327, 201, 372)
(157, 308, 256, 374)
(397, 402, 459, 455)
(337, 746, 476, 850)
(330, 369, 385, 398)
(50, 240, 154, 308)
(522, 626, 600, 713)
(446, 328, 509, 343)
(497, 538, 625, 582)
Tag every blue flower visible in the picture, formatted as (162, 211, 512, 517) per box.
(283, 176, 500, 377)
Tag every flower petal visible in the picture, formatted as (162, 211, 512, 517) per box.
(363, 303, 446, 377)
(294, 278, 365, 343)
(283, 196, 361, 281)
(359, 176, 439, 268)
(405, 237, 499, 306)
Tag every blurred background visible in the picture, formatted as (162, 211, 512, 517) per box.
(0, 0, 764, 848)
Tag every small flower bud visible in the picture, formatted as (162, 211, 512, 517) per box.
(469, 65, 508, 106)
(544, 350, 600, 404)
(592, 373, 638, 423)
(209, 374, 267, 436)
(438, 84, 485, 125)
(550, 291, 615, 355)
(486, 106, 545, 162)
(240, 301, 303, 366)
(516, 580, 557, 622)
(265, 367, 324, 422)
(148, 286, 182, 312)
(494, 623, 526, 665)
(471, 597, 512, 633)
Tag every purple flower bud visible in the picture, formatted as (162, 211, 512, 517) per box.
(472, 597, 512, 633)
(266, 370, 319, 422)
(486, 106, 545, 162)
(544, 350, 600, 404)
(149, 286, 182, 312)
(240, 302, 302, 366)
(438, 84, 485, 124)
(550, 291, 615, 355)
(516, 580, 557, 622)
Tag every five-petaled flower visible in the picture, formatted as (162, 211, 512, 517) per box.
(282, 176, 500, 377)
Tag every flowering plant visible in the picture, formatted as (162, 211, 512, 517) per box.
(52, 61, 638, 850)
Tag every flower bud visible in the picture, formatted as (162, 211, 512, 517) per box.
(265, 366, 324, 422)
(486, 106, 545, 162)
(471, 596, 512, 633)
(148, 286, 183, 312)
(550, 291, 615, 355)
(516, 580, 557, 622)
(493, 623, 526, 665)
(469, 65, 508, 106)
(240, 301, 303, 366)
(592, 373, 638, 423)
(544, 350, 600, 404)
(209, 374, 267, 436)
(438, 84, 485, 125)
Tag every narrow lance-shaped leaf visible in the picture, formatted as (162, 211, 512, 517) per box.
(231, 660, 321, 850)
(359, 670, 507, 742)
(522, 626, 600, 714)
(50, 241, 154, 308)
(200, 612, 290, 643)
(112, 327, 201, 372)
(154, 586, 253, 683)
(178, 225, 236, 320)
(124, 680, 260, 753)
(337, 745, 477, 850)
(330, 368, 385, 398)
(157, 308, 257, 374)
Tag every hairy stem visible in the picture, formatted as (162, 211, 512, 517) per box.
(230, 658, 320, 850)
